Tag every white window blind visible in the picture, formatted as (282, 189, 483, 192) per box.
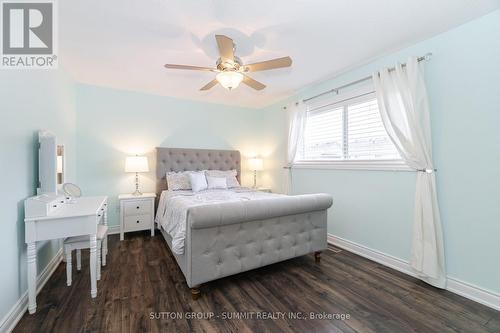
(347, 99, 400, 160)
(301, 106, 344, 160)
(297, 94, 401, 163)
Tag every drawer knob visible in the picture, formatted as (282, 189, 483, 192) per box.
(136, 220, 139, 223)
(136, 206, 139, 209)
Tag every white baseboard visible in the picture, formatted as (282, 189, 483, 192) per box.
(327, 233, 500, 311)
(0, 248, 63, 333)
(327, 234, 417, 278)
(447, 278, 500, 312)
(107, 225, 120, 235)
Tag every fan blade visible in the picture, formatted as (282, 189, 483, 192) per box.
(215, 35, 234, 61)
(164, 64, 216, 72)
(242, 75, 266, 90)
(200, 79, 218, 91)
(243, 56, 292, 72)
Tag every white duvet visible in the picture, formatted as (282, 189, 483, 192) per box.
(155, 188, 281, 255)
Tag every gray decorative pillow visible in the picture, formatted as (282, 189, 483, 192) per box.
(205, 169, 240, 188)
(166, 171, 191, 190)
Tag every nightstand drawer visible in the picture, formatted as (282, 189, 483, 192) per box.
(119, 193, 156, 241)
(124, 214, 151, 231)
(123, 200, 152, 216)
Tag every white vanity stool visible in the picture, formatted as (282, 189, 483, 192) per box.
(64, 224, 108, 286)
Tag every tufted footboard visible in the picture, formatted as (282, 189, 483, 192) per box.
(178, 193, 333, 288)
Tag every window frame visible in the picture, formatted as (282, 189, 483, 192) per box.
(294, 89, 411, 171)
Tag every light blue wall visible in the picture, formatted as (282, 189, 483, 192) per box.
(0, 69, 77, 322)
(261, 10, 500, 293)
(75, 84, 266, 227)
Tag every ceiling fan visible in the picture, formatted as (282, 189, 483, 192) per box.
(164, 35, 292, 91)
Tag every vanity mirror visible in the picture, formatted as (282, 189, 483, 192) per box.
(38, 131, 65, 194)
(62, 183, 82, 203)
(57, 145, 65, 185)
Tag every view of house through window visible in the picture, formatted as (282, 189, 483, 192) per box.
(297, 94, 401, 162)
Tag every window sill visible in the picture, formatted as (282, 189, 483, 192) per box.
(291, 160, 413, 171)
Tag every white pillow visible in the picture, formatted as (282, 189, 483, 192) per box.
(205, 169, 240, 188)
(189, 171, 208, 192)
(166, 171, 191, 190)
(207, 176, 227, 189)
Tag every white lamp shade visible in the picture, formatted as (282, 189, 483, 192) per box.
(216, 71, 244, 90)
(125, 156, 149, 173)
(248, 158, 264, 171)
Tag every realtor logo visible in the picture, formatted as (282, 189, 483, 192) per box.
(1, 1, 57, 68)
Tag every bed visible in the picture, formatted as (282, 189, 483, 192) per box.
(154, 147, 333, 299)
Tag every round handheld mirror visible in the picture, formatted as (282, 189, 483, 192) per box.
(62, 183, 82, 202)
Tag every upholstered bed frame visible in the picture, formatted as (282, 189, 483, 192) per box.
(156, 147, 241, 194)
(155, 147, 332, 300)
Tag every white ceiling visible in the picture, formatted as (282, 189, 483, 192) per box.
(60, 0, 500, 108)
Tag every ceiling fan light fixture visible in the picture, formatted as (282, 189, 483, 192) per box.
(216, 71, 243, 90)
(164, 35, 291, 91)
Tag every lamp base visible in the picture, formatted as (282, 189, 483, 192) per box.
(132, 172, 142, 196)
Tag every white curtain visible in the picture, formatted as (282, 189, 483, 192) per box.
(373, 57, 446, 288)
(285, 101, 307, 194)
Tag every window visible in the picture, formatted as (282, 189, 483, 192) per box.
(296, 93, 406, 169)
(301, 106, 344, 160)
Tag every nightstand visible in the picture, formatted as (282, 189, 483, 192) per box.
(118, 193, 156, 241)
(257, 187, 272, 193)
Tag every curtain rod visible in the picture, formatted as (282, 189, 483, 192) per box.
(292, 53, 432, 106)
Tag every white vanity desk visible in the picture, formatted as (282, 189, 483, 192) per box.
(24, 195, 108, 314)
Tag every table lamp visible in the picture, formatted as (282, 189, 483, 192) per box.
(248, 157, 264, 188)
(125, 156, 149, 196)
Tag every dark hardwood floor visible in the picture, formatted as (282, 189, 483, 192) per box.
(14, 232, 500, 333)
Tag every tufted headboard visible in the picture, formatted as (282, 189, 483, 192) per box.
(155, 147, 241, 196)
